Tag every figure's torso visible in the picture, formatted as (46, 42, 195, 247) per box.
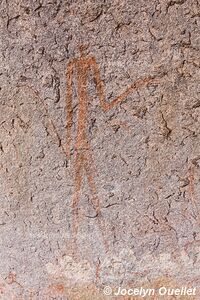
(74, 57, 93, 149)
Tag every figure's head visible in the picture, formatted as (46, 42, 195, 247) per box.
(79, 44, 89, 57)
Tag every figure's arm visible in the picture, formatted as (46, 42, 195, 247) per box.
(90, 57, 110, 111)
(106, 76, 157, 110)
(107, 83, 136, 110)
(91, 57, 156, 111)
(66, 61, 74, 158)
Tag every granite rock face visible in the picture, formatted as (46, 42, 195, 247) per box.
(0, 0, 200, 299)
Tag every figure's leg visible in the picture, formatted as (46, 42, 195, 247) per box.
(84, 148, 109, 252)
(71, 152, 84, 256)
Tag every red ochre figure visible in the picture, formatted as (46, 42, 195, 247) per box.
(66, 45, 157, 253)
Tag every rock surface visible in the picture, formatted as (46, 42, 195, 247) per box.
(0, 0, 200, 299)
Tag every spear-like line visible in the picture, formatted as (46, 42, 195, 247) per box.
(18, 71, 166, 160)
(17, 85, 67, 158)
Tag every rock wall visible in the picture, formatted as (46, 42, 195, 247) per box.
(0, 0, 200, 299)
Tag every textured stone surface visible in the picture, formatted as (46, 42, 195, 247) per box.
(0, 0, 200, 299)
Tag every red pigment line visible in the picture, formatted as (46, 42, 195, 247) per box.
(188, 164, 200, 225)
